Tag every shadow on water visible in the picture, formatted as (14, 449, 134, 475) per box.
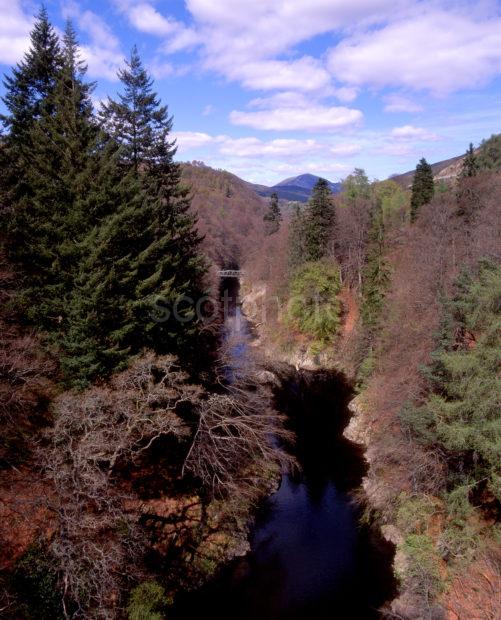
(172, 278, 396, 619)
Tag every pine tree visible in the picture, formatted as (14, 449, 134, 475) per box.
(100, 45, 175, 176)
(61, 171, 147, 385)
(263, 192, 282, 235)
(456, 143, 481, 221)
(64, 48, 210, 385)
(288, 204, 306, 272)
(410, 158, 434, 222)
(361, 198, 390, 338)
(304, 178, 335, 261)
(1, 7, 62, 145)
(460, 143, 479, 178)
(1, 7, 62, 228)
(6, 22, 111, 328)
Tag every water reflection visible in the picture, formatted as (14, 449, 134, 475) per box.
(171, 277, 396, 620)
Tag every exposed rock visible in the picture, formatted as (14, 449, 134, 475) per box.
(254, 369, 281, 387)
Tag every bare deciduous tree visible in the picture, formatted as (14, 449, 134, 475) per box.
(183, 366, 295, 501)
(44, 353, 201, 618)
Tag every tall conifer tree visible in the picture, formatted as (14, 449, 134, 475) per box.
(288, 204, 306, 272)
(66, 47, 209, 384)
(1, 7, 62, 230)
(1, 7, 62, 145)
(263, 192, 282, 235)
(460, 143, 479, 178)
(361, 198, 390, 337)
(304, 178, 335, 261)
(5, 21, 115, 328)
(410, 158, 434, 222)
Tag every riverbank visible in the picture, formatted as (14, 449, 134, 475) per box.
(239, 278, 408, 617)
(172, 360, 397, 619)
(175, 277, 397, 619)
(240, 271, 501, 620)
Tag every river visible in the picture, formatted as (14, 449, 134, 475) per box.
(173, 277, 396, 619)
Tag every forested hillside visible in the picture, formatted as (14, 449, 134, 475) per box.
(241, 142, 501, 618)
(181, 162, 267, 269)
(1, 8, 499, 620)
(0, 12, 287, 618)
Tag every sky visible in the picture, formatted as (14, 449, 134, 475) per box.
(1, 1, 501, 185)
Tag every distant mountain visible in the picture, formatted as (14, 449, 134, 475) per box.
(247, 173, 342, 202)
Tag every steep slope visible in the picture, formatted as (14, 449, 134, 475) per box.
(390, 154, 465, 187)
(181, 163, 267, 269)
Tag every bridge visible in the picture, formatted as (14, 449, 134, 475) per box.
(218, 269, 244, 278)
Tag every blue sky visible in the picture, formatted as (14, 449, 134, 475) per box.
(1, 0, 501, 185)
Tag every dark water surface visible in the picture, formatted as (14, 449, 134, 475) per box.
(172, 279, 396, 619)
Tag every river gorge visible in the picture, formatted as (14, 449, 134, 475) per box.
(172, 277, 396, 619)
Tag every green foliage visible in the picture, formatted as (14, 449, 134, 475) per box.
(1, 7, 62, 147)
(401, 261, 501, 506)
(410, 158, 434, 222)
(373, 179, 409, 225)
(443, 485, 474, 521)
(400, 534, 444, 601)
(304, 178, 335, 262)
(14, 544, 64, 620)
(1, 17, 211, 386)
(439, 521, 482, 566)
(127, 582, 169, 620)
(287, 204, 307, 272)
(342, 168, 371, 205)
(356, 349, 376, 389)
(361, 198, 391, 337)
(460, 143, 479, 178)
(6, 22, 101, 330)
(476, 133, 501, 171)
(396, 493, 436, 536)
(286, 259, 341, 346)
(263, 192, 282, 235)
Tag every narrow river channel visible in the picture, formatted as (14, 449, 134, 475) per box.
(173, 277, 396, 619)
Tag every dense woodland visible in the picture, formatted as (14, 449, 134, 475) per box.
(245, 137, 501, 618)
(0, 8, 500, 620)
(0, 11, 290, 618)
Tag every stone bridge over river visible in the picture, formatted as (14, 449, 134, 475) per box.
(217, 270, 244, 278)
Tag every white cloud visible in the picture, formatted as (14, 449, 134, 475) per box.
(0, 1, 33, 65)
(114, 0, 199, 52)
(379, 143, 415, 157)
(172, 131, 363, 167)
(333, 86, 359, 103)
(273, 161, 350, 175)
(384, 94, 423, 113)
(248, 92, 313, 109)
(172, 131, 219, 152)
(185, 0, 400, 61)
(119, 0, 403, 93)
(148, 59, 176, 79)
(230, 104, 363, 132)
(114, 1, 501, 102)
(328, 9, 501, 95)
(172, 132, 323, 158)
(224, 57, 331, 92)
(330, 143, 362, 157)
(126, 3, 178, 36)
(391, 125, 440, 141)
(218, 137, 322, 158)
